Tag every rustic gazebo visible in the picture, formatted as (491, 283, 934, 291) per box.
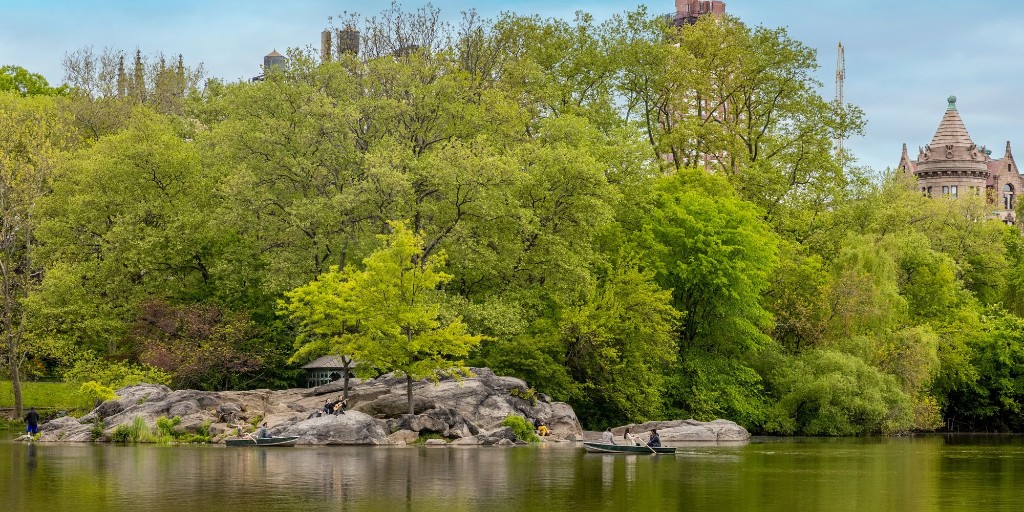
(301, 355, 356, 388)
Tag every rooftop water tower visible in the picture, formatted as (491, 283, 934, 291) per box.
(264, 49, 287, 70)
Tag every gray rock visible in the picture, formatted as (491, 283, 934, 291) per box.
(386, 429, 419, 445)
(494, 438, 516, 446)
(450, 436, 484, 446)
(422, 438, 448, 446)
(168, 400, 199, 418)
(37, 367, 584, 445)
(277, 411, 390, 445)
(613, 419, 750, 442)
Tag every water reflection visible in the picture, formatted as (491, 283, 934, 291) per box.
(3, 438, 1024, 511)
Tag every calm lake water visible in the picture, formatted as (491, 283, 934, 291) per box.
(4, 436, 1024, 511)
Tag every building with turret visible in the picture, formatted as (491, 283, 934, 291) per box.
(670, 0, 726, 26)
(898, 96, 1022, 224)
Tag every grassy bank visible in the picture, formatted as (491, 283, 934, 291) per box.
(0, 381, 94, 419)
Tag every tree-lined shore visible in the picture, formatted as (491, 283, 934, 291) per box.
(4, 5, 1024, 435)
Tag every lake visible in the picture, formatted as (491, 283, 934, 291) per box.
(3, 436, 1024, 511)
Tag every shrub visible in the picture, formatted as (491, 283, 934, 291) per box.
(111, 416, 156, 443)
(509, 387, 539, 406)
(90, 419, 105, 441)
(414, 433, 447, 444)
(155, 416, 182, 437)
(501, 415, 540, 443)
(80, 381, 116, 405)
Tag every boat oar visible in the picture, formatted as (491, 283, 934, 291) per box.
(645, 439, 658, 456)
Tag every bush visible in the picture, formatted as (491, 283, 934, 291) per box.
(111, 416, 155, 443)
(501, 415, 540, 443)
(63, 357, 170, 390)
(762, 349, 914, 436)
(90, 419, 105, 441)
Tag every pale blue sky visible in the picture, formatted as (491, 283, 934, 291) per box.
(3, 0, 1024, 172)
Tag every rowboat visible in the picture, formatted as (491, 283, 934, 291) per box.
(225, 436, 300, 447)
(582, 442, 676, 454)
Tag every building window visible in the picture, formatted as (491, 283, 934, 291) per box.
(950, 186, 958, 198)
(942, 186, 949, 196)
(926, 186, 933, 197)
(1004, 184, 1015, 210)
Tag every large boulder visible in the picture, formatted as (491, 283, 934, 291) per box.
(350, 368, 582, 437)
(386, 408, 480, 439)
(36, 367, 584, 445)
(278, 412, 390, 445)
(36, 416, 95, 443)
(613, 419, 750, 442)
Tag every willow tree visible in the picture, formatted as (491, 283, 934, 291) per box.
(282, 221, 483, 415)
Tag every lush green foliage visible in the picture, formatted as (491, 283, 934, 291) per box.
(0, 66, 68, 96)
(501, 415, 540, 443)
(0, 381, 93, 413)
(283, 222, 484, 414)
(109, 415, 210, 444)
(5, 6, 1024, 436)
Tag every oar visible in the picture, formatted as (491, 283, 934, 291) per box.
(645, 439, 658, 455)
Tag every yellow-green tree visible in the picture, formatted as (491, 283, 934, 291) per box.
(0, 92, 76, 416)
(282, 221, 483, 414)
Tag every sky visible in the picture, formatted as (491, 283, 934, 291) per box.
(4, 0, 1024, 172)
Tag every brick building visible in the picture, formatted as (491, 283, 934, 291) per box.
(898, 96, 1022, 224)
(669, 1, 726, 26)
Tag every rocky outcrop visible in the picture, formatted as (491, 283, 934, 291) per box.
(35, 367, 583, 445)
(611, 419, 750, 442)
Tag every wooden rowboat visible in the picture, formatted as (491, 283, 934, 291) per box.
(225, 436, 300, 447)
(582, 442, 676, 454)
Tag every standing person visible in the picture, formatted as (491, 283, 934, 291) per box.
(601, 427, 615, 444)
(647, 429, 661, 448)
(24, 407, 39, 436)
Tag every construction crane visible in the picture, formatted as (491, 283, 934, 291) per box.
(835, 42, 845, 167)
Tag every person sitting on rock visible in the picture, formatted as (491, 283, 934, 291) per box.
(332, 396, 347, 415)
(322, 399, 334, 416)
(532, 418, 550, 436)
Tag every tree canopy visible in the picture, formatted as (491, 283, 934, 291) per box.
(4, 8, 1024, 435)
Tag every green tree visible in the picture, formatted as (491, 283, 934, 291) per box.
(283, 221, 484, 414)
(558, 260, 679, 426)
(763, 349, 914, 435)
(935, 307, 1024, 431)
(645, 168, 779, 351)
(0, 92, 76, 416)
(0, 66, 67, 97)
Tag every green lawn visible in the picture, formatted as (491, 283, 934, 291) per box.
(0, 381, 94, 415)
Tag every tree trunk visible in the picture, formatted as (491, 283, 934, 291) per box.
(342, 365, 350, 401)
(9, 351, 22, 418)
(407, 374, 413, 416)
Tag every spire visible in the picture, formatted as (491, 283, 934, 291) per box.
(1007, 140, 1013, 156)
(902, 142, 908, 158)
(929, 95, 975, 146)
